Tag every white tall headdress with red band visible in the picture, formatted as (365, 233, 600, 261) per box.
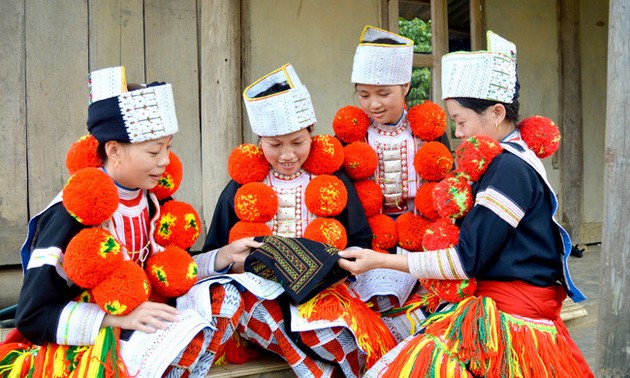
(351, 25, 414, 85)
(87, 66, 179, 143)
(441, 31, 517, 103)
(243, 63, 316, 137)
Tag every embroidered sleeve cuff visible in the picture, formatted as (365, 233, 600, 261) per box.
(193, 249, 231, 278)
(56, 302, 106, 345)
(407, 247, 469, 280)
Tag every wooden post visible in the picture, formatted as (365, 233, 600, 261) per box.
(199, 0, 242, 229)
(597, 0, 630, 375)
(558, 0, 583, 243)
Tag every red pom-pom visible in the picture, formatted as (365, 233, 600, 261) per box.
(518, 115, 561, 158)
(64, 228, 124, 288)
(228, 221, 272, 243)
(66, 135, 101, 175)
(93, 260, 150, 315)
(368, 214, 397, 251)
(234, 182, 278, 222)
(414, 182, 440, 221)
(332, 106, 370, 144)
(407, 100, 447, 141)
(414, 142, 453, 181)
(455, 136, 503, 182)
(303, 135, 344, 175)
(343, 142, 378, 180)
(354, 180, 383, 217)
(154, 200, 202, 249)
(304, 175, 348, 217)
(62, 168, 118, 225)
(422, 218, 460, 250)
(146, 245, 198, 298)
(227, 144, 270, 184)
(150, 151, 183, 200)
(432, 175, 473, 219)
(420, 278, 477, 303)
(304, 218, 348, 249)
(395, 213, 430, 251)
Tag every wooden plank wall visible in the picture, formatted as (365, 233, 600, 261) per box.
(0, 0, 238, 266)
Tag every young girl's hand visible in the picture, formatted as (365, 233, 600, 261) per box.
(102, 301, 179, 333)
(214, 237, 263, 272)
(337, 249, 409, 275)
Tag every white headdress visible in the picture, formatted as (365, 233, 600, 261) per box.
(87, 66, 179, 143)
(351, 25, 414, 85)
(441, 31, 517, 103)
(243, 64, 316, 137)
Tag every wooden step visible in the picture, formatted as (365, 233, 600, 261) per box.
(206, 355, 293, 378)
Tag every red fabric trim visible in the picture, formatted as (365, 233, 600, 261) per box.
(476, 281, 594, 378)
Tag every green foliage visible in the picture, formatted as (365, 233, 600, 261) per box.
(399, 17, 432, 107)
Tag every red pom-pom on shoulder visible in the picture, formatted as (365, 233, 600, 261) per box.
(64, 228, 124, 288)
(62, 168, 118, 226)
(343, 142, 378, 180)
(303, 135, 344, 175)
(304, 175, 348, 217)
(414, 142, 453, 182)
(518, 115, 561, 158)
(332, 106, 370, 144)
(93, 260, 150, 315)
(455, 136, 503, 182)
(66, 135, 101, 175)
(304, 218, 348, 250)
(407, 100, 447, 141)
(228, 221, 272, 243)
(227, 144, 270, 184)
(234, 182, 278, 222)
(151, 151, 183, 200)
(154, 200, 202, 249)
(146, 246, 198, 298)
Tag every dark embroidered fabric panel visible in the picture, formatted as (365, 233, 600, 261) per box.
(245, 236, 350, 304)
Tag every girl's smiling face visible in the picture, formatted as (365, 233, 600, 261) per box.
(260, 128, 312, 175)
(106, 135, 173, 189)
(355, 83, 409, 124)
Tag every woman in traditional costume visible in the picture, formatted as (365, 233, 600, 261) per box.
(189, 64, 397, 377)
(4, 67, 214, 377)
(338, 32, 594, 378)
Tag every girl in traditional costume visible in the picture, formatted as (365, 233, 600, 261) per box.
(338, 32, 594, 377)
(188, 64, 397, 377)
(3, 67, 214, 377)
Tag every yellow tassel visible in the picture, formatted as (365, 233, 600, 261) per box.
(5, 350, 33, 378)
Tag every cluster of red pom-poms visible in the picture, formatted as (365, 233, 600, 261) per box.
(234, 182, 278, 222)
(518, 115, 561, 158)
(395, 213, 430, 252)
(66, 134, 101, 175)
(304, 175, 348, 217)
(302, 135, 344, 175)
(154, 200, 202, 250)
(62, 168, 119, 226)
(151, 151, 183, 200)
(227, 144, 270, 184)
(414, 142, 453, 181)
(419, 278, 477, 303)
(432, 175, 473, 219)
(343, 142, 378, 180)
(146, 245, 198, 298)
(454, 135, 503, 182)
(332, 105, 370, 144)
(407, 100, 447, 141)
(304, 218, 348, 250)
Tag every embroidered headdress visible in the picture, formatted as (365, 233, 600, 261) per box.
(87, 66, 179, 143)
(351, 25, 414, 85)
(441, 31, 517, 103)
(243, 63, 316, 137)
